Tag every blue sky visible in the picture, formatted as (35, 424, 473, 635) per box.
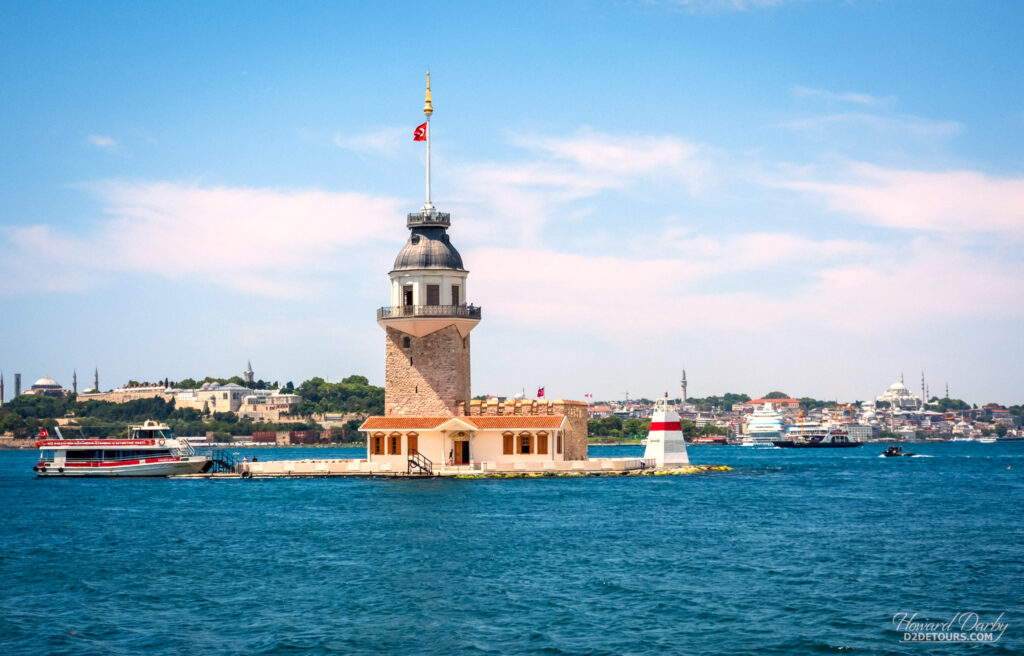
(1, 0, 1022, 404)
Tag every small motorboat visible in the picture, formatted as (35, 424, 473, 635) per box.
(882, 445, 914, 457)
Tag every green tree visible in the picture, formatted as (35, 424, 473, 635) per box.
(764, 391, 790, 399)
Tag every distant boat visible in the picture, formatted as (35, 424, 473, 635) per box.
(741, 403, 784, 447)
(691, 435, 728, 445)
(773, 426, 862, 448)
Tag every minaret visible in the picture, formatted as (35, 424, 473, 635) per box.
(681, 369, 688, 405)
(377, 74, 481, 417)
(920, 371, 925, 408)
(94, 367, 99, 392)
(14, 373, 21, 397)
(244, 360, 254, 386)
(73, 370, 77, 395)
(1, 371, 4, 406)
(945, 382, 949, 399)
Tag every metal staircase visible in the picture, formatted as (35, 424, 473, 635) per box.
(205, 450, 238, 474)
(407, 449, 433, 476)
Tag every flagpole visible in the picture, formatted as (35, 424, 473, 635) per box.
(423, 72, 434, 212)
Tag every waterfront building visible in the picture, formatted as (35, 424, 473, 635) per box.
(237, 389, 301, 422)
(736, 397, 801, 412)
(360, 76, 589, 470)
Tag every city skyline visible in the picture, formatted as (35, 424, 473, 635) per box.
(1, 2, 1022, 404)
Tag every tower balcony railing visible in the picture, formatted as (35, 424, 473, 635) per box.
(407, 211, 451, 228)
(377, 304, 482, 321)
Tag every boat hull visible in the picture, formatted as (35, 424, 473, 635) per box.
(772, 440, 863, 448)
(35, 457, 211, 477)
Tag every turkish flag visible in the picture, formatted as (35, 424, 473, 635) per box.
(39, 428, 48, 438)
(413, 122, 428, 141)
(537, 387, 544, 398)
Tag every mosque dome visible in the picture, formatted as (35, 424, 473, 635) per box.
(32, 376, 61, 388)
(392, 227, 465, 272)
(889, 381, 908, 391)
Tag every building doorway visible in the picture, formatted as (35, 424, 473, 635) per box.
(454, 440, 470, 465)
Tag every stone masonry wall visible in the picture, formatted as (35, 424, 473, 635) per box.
(385, 325, 470, 417)
(462, 398, 590, 461)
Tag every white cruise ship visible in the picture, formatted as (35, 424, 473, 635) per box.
(741, 403, 785, 447)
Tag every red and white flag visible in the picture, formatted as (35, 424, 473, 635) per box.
(413, 122, 428, 141)
(537, 387, 545, 398)
(39, 428, 48, 438)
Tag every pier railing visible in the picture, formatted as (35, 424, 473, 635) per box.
(377, 304, 481, 321)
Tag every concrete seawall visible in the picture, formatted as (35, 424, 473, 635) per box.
(172, 457, 731, 479)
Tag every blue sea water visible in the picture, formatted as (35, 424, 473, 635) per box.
(0, 443, 1021, 655)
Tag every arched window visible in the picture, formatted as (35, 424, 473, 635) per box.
(536, 431, 549, 455)
(372, 432, 386, 455)
(502, 431, 514, 455)
(407, 432, 419, 454)
(389, 432, 402, 455)
(519, 432, 532, 455)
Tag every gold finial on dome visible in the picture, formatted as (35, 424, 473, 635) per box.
(424, 71, 433, 116)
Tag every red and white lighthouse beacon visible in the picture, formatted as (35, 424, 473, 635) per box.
(644, 395, 690, 467)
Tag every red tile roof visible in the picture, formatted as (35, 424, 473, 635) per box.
(359, 416, 449, 430)
(464, 416, 565, 429)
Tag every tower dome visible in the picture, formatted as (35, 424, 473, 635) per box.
(392, 222, 465, 272)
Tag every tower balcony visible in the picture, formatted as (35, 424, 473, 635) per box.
(377, 304, 481, 338)
(407, 211, 451, 228)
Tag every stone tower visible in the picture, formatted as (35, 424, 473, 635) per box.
(72, 370, 77, 395)
(377, 208, 480, 416)
(244, 360, 254, 386)
(376, 73, 480, 417)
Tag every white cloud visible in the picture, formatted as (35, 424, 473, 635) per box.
(648, 0, 795, 11)
(333, 127, 409, 158)
(775, 163, 1024, 237)
(451, 130, 710, 244)
(0, 182, 403, 298)
(780, 113, 963, 141)
(469, 232, 1024, 338)
(792, 86, 895, 107)
(87, 135, 117, 149)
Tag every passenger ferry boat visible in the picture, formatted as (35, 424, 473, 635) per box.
(773, 425, 862, 448)
(34, 421, 212, 477)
